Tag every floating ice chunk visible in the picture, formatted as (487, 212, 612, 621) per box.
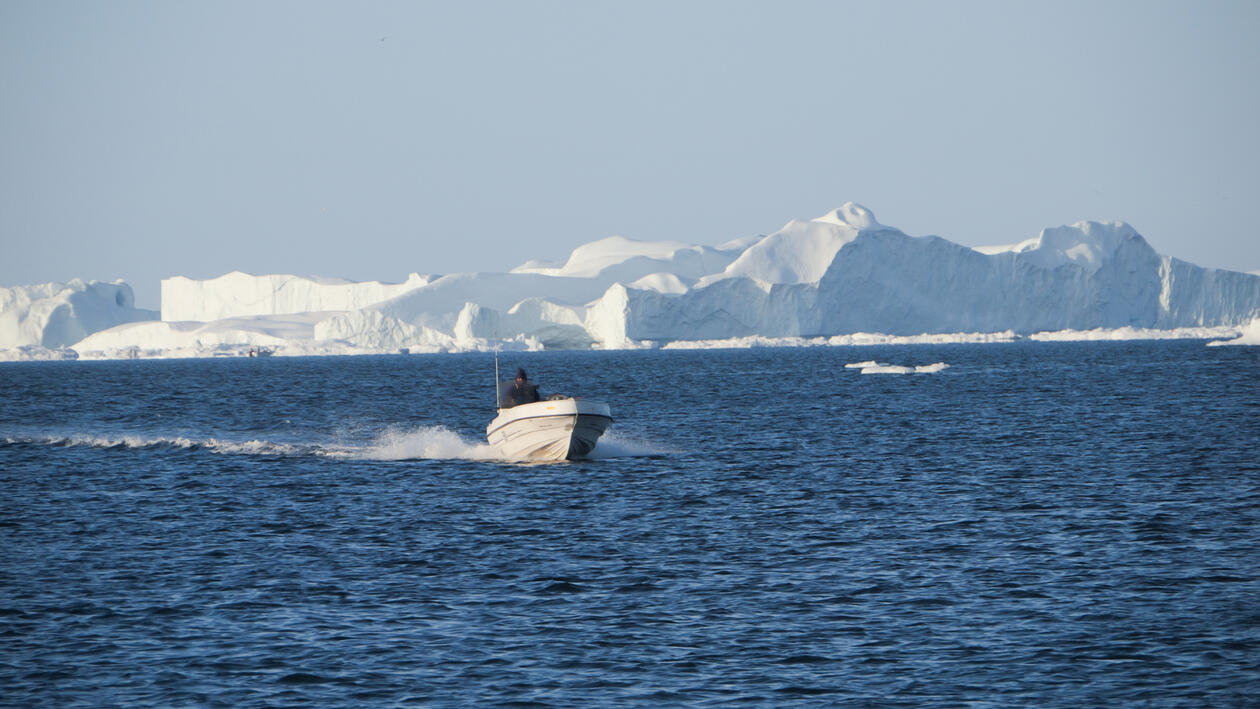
(845, 360, 882, 368)
(860, 362, 949, 374)
(861, 364, 914, 374)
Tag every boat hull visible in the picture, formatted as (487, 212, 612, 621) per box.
(486, 399, 612, 461)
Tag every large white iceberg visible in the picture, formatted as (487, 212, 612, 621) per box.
(591, 209, 1259, 346)
(0, 279, 156, 350)
(296, 204, 1260, 353)
(6, 202, 1260, 359)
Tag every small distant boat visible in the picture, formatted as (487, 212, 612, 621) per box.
(248, 347, 274, 358)
(486, 397, 613, 461)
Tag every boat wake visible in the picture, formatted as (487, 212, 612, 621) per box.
(336, 427, 675, 461)
(2, 427, 672, 462)
(335, 425, 498, 461)
(588, 432, 679, 459)
(1, 433, 308, 457)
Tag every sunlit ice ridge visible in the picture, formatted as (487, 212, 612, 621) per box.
(4, 203, 1260, 361)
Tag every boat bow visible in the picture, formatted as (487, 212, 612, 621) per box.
(486, 398, 613, 461)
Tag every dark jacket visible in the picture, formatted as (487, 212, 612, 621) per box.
(499, 380, 540, 407)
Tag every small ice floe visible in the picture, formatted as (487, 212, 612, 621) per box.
(848, 361, 950, 374)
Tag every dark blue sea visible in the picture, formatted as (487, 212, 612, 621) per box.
(2, 342, 1258, 707)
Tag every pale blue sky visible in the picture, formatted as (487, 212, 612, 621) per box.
(3, 0, 1258, 308)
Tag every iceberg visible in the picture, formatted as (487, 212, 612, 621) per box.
(843, 359, 950, 375)
(0, 279, 156, 350)
(148, 203, 1260, 356)
(591, 209, 1260, 347)
(5, 202, 1260, 360)
(160, 271, 431, 321)
(71, 313, 351, 360)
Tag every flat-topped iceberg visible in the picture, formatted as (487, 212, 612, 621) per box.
(161, 271, 431, 321)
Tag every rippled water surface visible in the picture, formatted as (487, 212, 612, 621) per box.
(2, 342, 1258, 706)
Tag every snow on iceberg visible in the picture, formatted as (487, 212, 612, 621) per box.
(161, 271, 430, 322)
(0, 279, 156, 350)
(974, 220, 1140, 272)
(697, 204, 874, 287)
(511, 234, 748, 281)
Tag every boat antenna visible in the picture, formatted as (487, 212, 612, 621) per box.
(494, 348, 501, 410)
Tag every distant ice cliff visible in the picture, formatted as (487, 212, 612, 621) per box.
(4, 203, 1259, 358)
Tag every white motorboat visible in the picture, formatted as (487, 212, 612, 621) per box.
(486, 397, 613, 461)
